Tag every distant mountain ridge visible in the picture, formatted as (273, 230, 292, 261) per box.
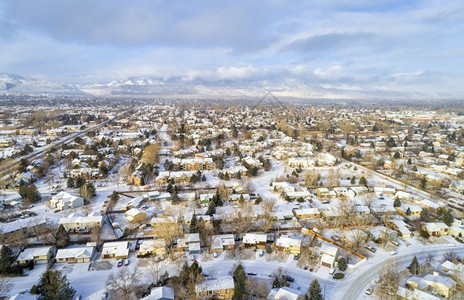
(0, 72, 454, 100)
(0, 73, 85, 95)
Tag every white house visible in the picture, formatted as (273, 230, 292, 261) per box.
(50, 191, 84, 210)
(55, 246, 95, 263)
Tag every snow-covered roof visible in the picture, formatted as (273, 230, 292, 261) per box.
(55, 246, 94, 260)
(142, 286, 174, 300)
(195, 276, 234, 293)
(268, 287, 302, 300)
(16, 246, 52, 261)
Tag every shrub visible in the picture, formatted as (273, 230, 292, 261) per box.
(333, 273, 345, 279)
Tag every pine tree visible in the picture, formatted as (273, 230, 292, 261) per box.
(55, 225, 70, 249)
(66, 177, 75, 188)
(359, 176, 367, 186)
(0, 245, 14, 274)
(190, 213, 198, 233)
(75, 176, 86, 188)
(232, 264, 247, 300)
(32, 269, 76, 300)
(308, 279, 323, 300)
(408, 256, 419, 275)
(337, 257, 347, 271)
(420, 177, 427, 189)
(393, 198, 401, 207)
(350, 176, 356, 184)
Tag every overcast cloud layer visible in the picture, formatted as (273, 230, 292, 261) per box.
(0, 0, 463, 98)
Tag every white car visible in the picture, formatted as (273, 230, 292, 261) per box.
(329, 268, 336, 275)
(448, 243, 455, 247)
(389, 251, 398, 256)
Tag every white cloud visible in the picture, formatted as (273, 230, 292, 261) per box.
(314, 65, 344, 80)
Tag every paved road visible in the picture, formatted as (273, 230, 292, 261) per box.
(0, 110, 128, 183)
(340, 244, 464, 300)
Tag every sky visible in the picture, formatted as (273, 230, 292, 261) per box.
(0, 0, 463, 97)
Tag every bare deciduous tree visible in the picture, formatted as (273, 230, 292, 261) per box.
(106, 266, 141, 300)
(375, 258, 404, 300)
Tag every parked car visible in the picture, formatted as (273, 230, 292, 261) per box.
(284, 275, 295, 283)
(389, 251, 397, 256)
(125, 259, 129, 266)
(365, 245, 376, 253)
(247, 272, 257, 276)
(293, 254, 300, 260)
(117, 259, 124, 267)
(329, 268, 336, 275)
(365, 287, 374, 295)
(448, 243, 456, 247)
(375, 277, 381, 283)
(391, 241, 400, 246)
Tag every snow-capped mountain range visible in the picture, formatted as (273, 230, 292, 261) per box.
(0, 72, 454, 100)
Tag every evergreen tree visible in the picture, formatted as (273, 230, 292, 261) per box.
(420, 177, 427, 189)
(0, 245, 15, 274)
(190, 213, 198, 233)
(337, 257, 347, 271)
(393, 151, 400, 159)
(232, 264, 247, 300)
(19, 184, 42, 203)
(350, 176, 356, 184)
(359, 176, 367, 186)
(272, 276, 281, 288)
(393, 198, 401, 207)
(407, 158, 412, 164)
(31, 269, 75, 300)
(408, 256, 419, 275)
(66, 177, 75, 188)
(263, 159, 271, 171)
(166, 183, 173, 193)
(55, 225, 70, 249)
(18, 158, 29, 173)
(308, 279, 323, 300)
(75, 176, 86, 188)
(406, 207, 411, 216)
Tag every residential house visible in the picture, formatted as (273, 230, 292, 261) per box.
(449, 225, 464, 238)
(423, 274, 457, 298)
(315, 188, 336, 198)
(102, 241, 130, 259)
(267, 287, 304, 300)
(55, 246, 95, 263)
(211, 234, 235, 253)
(141, 286, 175, 300)
(0, 216, 47, 237)
(390, 220, 412, 238)
(195, 276, 235, 300)
(125, 208, 147, 223)
(177, 233, 201, 255)
(275, 236, 302, 254)
(320, 244, 338, 268)
(285, 191, 312, 201)
(292, 208, 320, 219)
(139, 239, 167, 256)
(242, 233, 267, 249)
(396, 204, 422, 217)
(423, 222, 449, 236)
(50, 191, 84, 210)
(16, 246, 54, 265)
(58, 214, 103, 232)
